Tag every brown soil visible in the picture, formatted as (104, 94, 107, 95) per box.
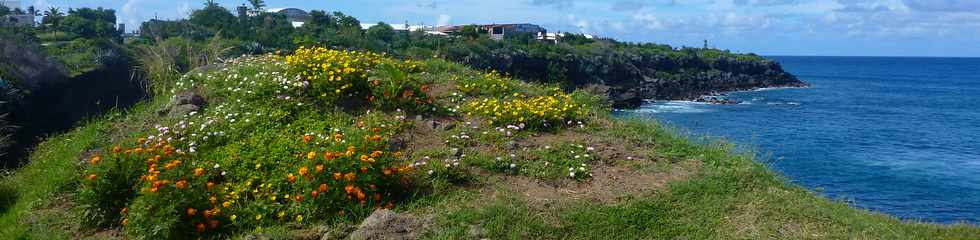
(502, 161, 698, 204)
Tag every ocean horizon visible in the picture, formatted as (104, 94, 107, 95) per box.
(622, 56, 980, 224)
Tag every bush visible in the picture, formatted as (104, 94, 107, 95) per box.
(464, 90, 587, 130)
(283, 47, 435, 113)
(79, 50, 432, 238)
(455, 70, 516, 97)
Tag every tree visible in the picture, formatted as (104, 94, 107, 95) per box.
(27, 6, 38, 16)
(0, 5, 9, 18)
(248, 0, 266, 11)
(367, 22, 395, 43)
(42, 7, 63, 26)
(460, 25, 480, 40)
(189, 3, 239, 37)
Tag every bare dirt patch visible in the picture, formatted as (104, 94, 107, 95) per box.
(502, 161, 698, 204)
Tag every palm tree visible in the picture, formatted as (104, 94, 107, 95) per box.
(248, 0, 266, 11)
(42, 7, 62, 26)
(204, 0, 219, 8)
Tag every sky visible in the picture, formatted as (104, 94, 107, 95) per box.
(15, 0, 980, 57)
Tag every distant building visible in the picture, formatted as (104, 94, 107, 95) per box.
(434, 23, 547, 40)
(536, 32, 595, 44)
(266, 8, 310, 28)
(1, 0, 33, 27)
(0, 0, 20, 9)
(360, 22, 432, 32)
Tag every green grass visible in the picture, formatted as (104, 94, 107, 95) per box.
(0, 54, 977, 239)
(0, 99, 164, 238)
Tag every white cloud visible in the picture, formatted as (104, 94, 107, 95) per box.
(436, 14, 451, 26)
(177, 1, 191, 18)
(632, 12, 666, 31)
(122, 0, 141, 27)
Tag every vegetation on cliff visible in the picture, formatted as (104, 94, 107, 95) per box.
(0, 45, 976, 239)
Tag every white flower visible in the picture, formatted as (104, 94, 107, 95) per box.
(569, 172, 576, 177)
(427, 170, 434, 175)
(509, 163, 517, 169)
(214, 163, 221, 169)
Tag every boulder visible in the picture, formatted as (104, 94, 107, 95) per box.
(348, 209, 423, 240)
(159, 91, 206, 117)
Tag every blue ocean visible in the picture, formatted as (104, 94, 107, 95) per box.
(623, 56, 980, 224)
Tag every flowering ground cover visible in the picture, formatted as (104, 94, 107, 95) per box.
(1, 48, 978, 239)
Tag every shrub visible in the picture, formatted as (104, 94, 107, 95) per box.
(80, 50, 429, 238)
(367, 60, 435, 113)
(455, 70, 516, 97)
(464, 90, 587, 129)
(283, 47, 382, 105)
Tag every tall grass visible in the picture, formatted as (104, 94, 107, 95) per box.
(0, 89, 17, 158)
(135, 34, 233, 96)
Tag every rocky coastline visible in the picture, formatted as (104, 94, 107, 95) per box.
(607, 59, 809, 108)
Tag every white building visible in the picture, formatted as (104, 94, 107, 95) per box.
(266, 8, 310, 28)
(0, 0, 21, 9)
(1, 0, 34, 27)
(360, 22, 432, 32)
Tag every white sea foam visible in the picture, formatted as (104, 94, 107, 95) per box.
(629, 101, 712, 114)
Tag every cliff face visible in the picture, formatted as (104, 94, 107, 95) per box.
(607, 57, 807, 108)
(450, 46, 807, 109)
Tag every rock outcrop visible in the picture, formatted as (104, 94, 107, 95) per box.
(348, 209, 425, 240)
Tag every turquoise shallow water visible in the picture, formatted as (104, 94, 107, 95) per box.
(621, 56, 980, 224)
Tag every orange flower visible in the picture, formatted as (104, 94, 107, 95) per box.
(187, 208, 198, 216)
(344, 185, 354, 194)
(306, 151, 316, 160)
(149, 187, 159, 193)
(334, 133, 344, 141)
(121, 208, 129, 214)
(203, 210, 213, 218)
(370, 150, 383, 158)
(196, 223, 206, 232)
(318, 183, 328, 193)
(303, 135, 312, 143)
(134, 148, 144, 154)
(298, 167, 309, 177)
(209, 220, 220, 229)
(394, 151, 402, 157)
(86, 173, 97, 181)
(288, 173, 297, 183)
(112, 146, 122, 153)
(175, 179, 188, 189)
(360, 167, 368, 173)
(138, 138, 146, 145)
(315, 164, 324, 173)
(372, 127, 381, 133)
(121, 218, 129, 226)
(333, 172, 342, 180)
(383, 169, 392, 176)
(294, 194, 304, 202)
(359, 155, 369, 162)
(323, 151, 335, 160)
(194, 168, 205, 177)
(374, 193, 381, 201)
(311, 190, 319, 199)
(355, 189, 366, 201)
(89, 155, 102, 165)
(207, 181, 215, 190)
(344, 172, 356, 182)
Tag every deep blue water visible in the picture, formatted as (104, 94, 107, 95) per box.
(622, 56, 980, 224)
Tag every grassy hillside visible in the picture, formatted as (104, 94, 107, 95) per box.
(0, 48, 976, 239)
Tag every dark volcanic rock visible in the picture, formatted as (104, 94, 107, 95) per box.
(159, 91, 206, 117)
(349, 209, 424, 240)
